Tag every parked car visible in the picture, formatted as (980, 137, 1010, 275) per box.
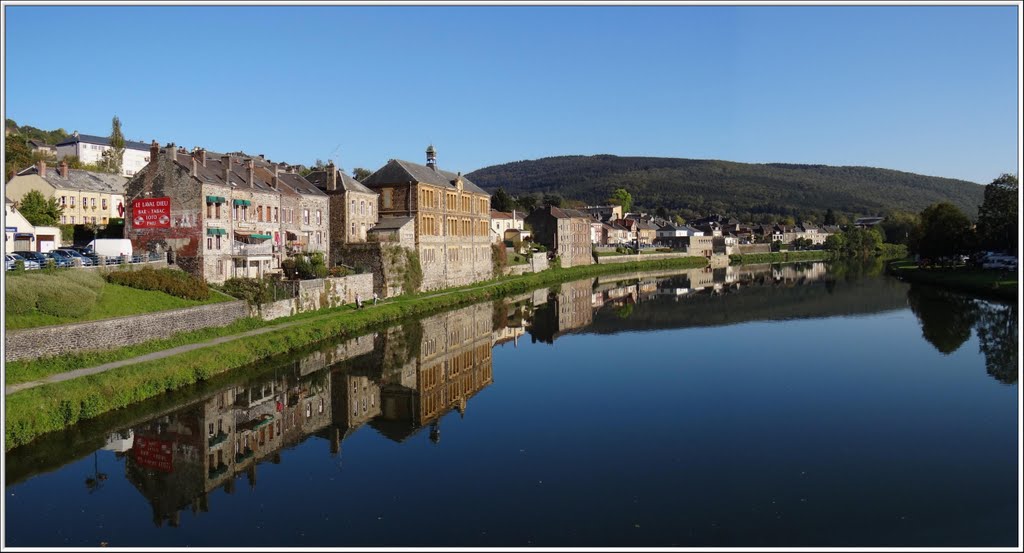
(43, 251, 74, 268)
(55, 248, 94, 266)
(13, 251, 51, 267)
(5, 253, 41, 270)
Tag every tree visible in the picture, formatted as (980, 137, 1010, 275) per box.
(823, 232, 846, 255)
(4, 133, 33, 179)
(17, 190, 63, 226)
(823, 208, 837, 226)
(491, 187, 516, 212)
(99, 116, 125, 175)
(517, 194, 538, 214)
(608, 188, 633, 213)
(909, 202, 975, 263)
(352, 167, 372, 181)
(542, 193, 563, 208)
(673, 214, 686, 225)
(880, 211, 919, 246)
(975, 173, 1018, 252)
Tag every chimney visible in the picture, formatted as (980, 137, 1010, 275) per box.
(193, 147, 207, 167)
(36, 160, 46, 178)
(272, 164, 280, 189)
(59, 160, 69, 178)
(150, 140, 159, 161)
(246, 159, 255, 188)
(258, 154, 265, 160)
(191, 156, 198, 177)
(167, 143, 176, 162)
(326, 160, 337, 191)
(222, 155, 232, 184)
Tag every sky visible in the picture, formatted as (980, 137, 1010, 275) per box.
(2, 4, 1019, 184)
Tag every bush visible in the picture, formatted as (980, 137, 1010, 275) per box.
(220, 277, 272, 307)
(106, 267, 210, 300)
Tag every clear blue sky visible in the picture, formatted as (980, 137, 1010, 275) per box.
(3, 4, 1019, 184)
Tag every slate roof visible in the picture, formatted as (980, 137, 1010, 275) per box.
(56, 133, 149, 151)
(490, 210, 513, 220)
(362, 159, 489, 196)
(370, 216, 415, 231)
(305, 169, 375, 195)
(165, 150, 324, 196)
(16, 165, 127, 194)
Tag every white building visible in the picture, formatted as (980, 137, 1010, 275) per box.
(489, 209, 527, 244)
(56, 131, 152, 177)
(5, 196, 61, 252)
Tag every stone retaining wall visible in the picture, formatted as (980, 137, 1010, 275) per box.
(595, 252, 698, 264)
(5, 300, 250, 362)
(253, 274, 374, 321)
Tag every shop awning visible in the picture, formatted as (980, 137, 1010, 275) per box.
(206, 195, 226, 204)
(14, 233, 34, 239)
(206, 228, 227, 236)
(251, 233, 272, 240)
(232, 199, 251, 206)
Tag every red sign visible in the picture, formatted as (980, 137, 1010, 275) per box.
(133, 435, 174, 473)
(132, 197, 171, 228)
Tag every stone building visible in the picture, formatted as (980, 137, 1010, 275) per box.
(524, 206, 594, 268)
(360, 146, 492, 291)
(305, 162, 378, 267)
(124, 143, 329, 283)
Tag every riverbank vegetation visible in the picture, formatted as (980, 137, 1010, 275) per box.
(729, 250, 828, 264)
(4, 270, 232, 330)
(6, 255, 710, 450)
(888, 261, 1017, 301)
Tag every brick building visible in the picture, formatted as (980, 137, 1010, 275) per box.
(360, 146, 492, 290)
(124, 143, 329, 283)
(524, 206, 594, 268)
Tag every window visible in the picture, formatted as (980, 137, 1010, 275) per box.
(60, 196, 66, 205)
(351, 222, 356, 236)
(316, 210, 322, 225)
(216, 235, 221, 250)
(71, 216, 75, 224)
(382, 188, 392, 208)
(316, 231, 322, 245)
(207, 202, 214, 218)
(233, 204, 239, 220)
(207, 237, 213, 249)
(61, 216, 66, 224)
(70, 198, 75, 207)
(218, 260, 224, 276)
(91, 198, 96, 207)
(274, 207, 279, 222)
(241, 205, 248, 221)
(258, 205, 264, 222)
(303, 209, 310, 225)
(215, 203, 221, 218)
(360, 201, 365, 216)
(350, 200, 355, 215)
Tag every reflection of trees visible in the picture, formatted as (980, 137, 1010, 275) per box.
(974, 301, 1018, 384)
(907, 285, 978, 354)
(529, 298, 557, 344)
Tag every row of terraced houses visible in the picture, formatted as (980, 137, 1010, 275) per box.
(121, 143, 492, 292)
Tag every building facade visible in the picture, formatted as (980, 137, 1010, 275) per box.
(56, 131, 153, 177)
(524, 206, 594, 268)
(8, 160, 127, 225)
(360, 146, 492, 290)
(306, 162, 379, 267)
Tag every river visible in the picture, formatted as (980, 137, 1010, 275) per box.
(4, 260, 1018, 547)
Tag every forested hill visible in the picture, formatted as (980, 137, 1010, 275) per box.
(466, 155, 985, 220)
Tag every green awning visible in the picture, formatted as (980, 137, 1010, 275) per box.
(233, 199, 251, 206)
(251, 233, 272, 240)
(206, 195, 226, 203)
(206, 228, 227, 236)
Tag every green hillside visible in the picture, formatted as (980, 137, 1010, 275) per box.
(466, 155, 985, 221)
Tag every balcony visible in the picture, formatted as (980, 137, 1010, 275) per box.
(208, 431, 229, 447)
(232, 242, 273, 257)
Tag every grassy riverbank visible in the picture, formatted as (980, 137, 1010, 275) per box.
(5, 270, 234, 330)
(729, 250, 828, 264)
(6, 256, 709, 450)
(887, 260, 1018, 301)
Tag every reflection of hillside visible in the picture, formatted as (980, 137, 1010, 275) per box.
(121, 303, 495, 527)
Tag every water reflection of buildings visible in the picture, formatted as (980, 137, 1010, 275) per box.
(125, 304, 494, 528)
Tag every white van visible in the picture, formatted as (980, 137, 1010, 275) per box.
(86, 239, 134, 258)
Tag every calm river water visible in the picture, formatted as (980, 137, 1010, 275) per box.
(4, 260, 1019, 547)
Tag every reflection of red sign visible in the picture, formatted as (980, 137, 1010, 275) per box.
(131, 197, 171, 228)
(117, 201, 125, 217)
(133, 436, 174, 473)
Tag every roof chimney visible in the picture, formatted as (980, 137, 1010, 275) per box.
(326, 160, 337, 191)
(272, 164, 280, 189)
(246, 159, 255, 188)
(59, 160, 69, 179)
(191, 156, 198, 177)
(193, 147, 207, 167)
(167, 143, 176, 162)
(36, 160, 46, 178)
(150, 140, 159, 161)
(222, 155, 232, 184)
(426, 144, 436, 170)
